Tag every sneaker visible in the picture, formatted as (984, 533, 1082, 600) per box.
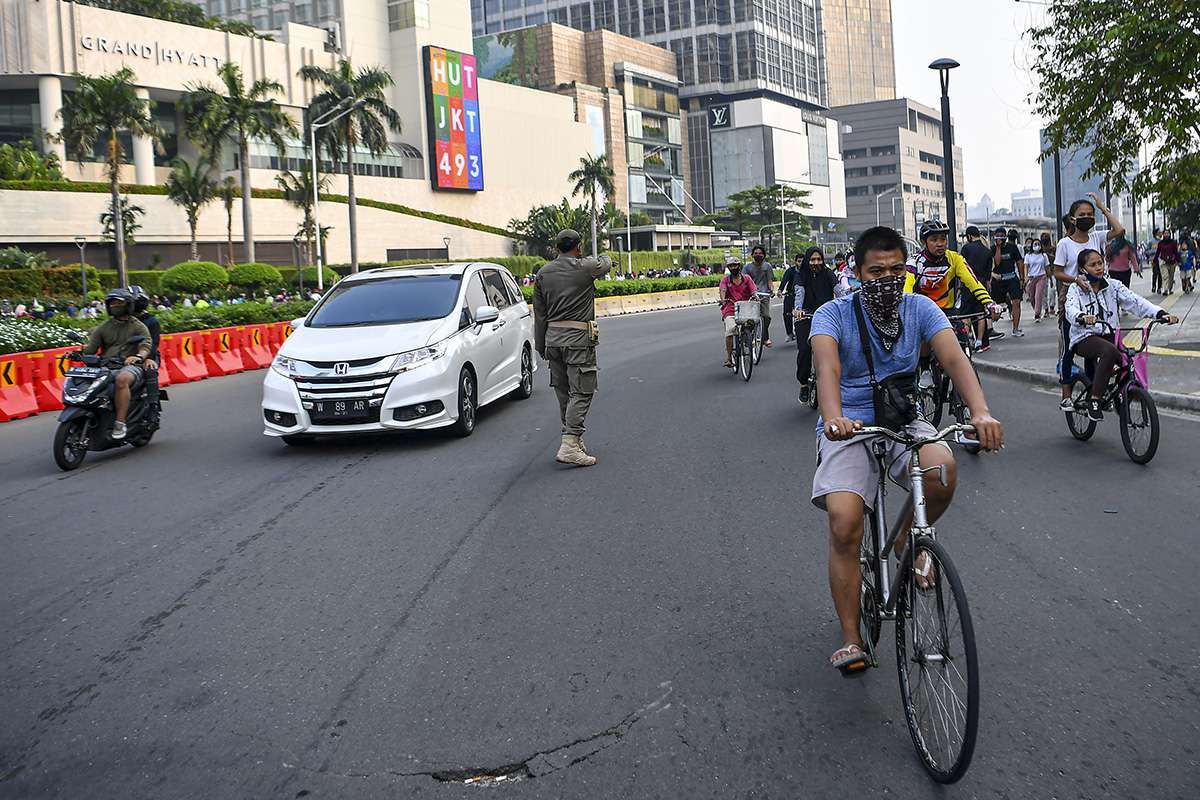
(1087, 398, 1104, 421)
(1034, 316, 1042, 323)
(990, 330, 1006, 341)
(786, 334, 795, 342)
(978, 343, 991, 353)
(1059, 398, 1074, 412)
(798, 385, 811, 406)
(111, 421, 127, 440)
(1011, 328, 1025, 337)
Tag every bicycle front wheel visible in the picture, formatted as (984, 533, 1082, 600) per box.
(739, 330, 754, 381)
(753, 320, 765, 364)
(1119, 385, 1159, 464)
(895, 537, 979, 784)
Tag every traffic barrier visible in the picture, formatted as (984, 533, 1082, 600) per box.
(239, 325, 273, 369)
(201, 328, 245, 376)
(28, 347, 73, 412)
(265, 321, 284, 352)
(0, 355, 39, 422)
(162, 333, 207, 383)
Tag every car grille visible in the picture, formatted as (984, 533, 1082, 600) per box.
(293, 371, 394, 402)
(300, 356, 383, 370)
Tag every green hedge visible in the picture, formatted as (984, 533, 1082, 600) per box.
(162, 261, 228, 294)
(0, 265, 101, 298)
(155, 299, 314, 333)
(278, 266, 339, 287)
(517, 274, 724, 302)
(229, 262, 284, 290)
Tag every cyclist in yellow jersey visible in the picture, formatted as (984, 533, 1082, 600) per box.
(906, 219, 998, 387)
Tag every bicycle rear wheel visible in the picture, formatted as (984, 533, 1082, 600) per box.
(739, 329, 754, 381)
(896, 537, 979, 784)
(1065, 378, 1096, 440)
(753, 319, 765, 364)
(950, 364, 981, 455)
(921, 365, 945, 426)
(1119, 385, 1159, 464)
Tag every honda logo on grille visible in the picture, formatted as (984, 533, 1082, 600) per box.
(333, 362, 350, 376)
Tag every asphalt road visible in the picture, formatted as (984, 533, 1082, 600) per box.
(2, 302, 1198, 799)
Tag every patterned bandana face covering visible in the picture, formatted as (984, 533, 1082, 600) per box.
(860, 274, 905, 350)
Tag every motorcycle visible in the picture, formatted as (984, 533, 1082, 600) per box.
(54, 335, 168, 471)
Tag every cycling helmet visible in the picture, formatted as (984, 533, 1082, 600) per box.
(104, 288, 134, 317)
(127, 284, 150, 314)
(919, 218, 950, 241)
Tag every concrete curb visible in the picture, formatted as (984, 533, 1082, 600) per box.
(594, 287, 719, 318)
(974, 359, 1200, 413)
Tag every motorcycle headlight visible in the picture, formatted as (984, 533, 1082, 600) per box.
(389, 343, 446, 374)
(271, 354, 298, 377)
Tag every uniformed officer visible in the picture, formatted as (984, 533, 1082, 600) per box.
(533, 229, 612, 467)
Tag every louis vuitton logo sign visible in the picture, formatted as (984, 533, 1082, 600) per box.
(709, 103, 731, 129)
(80, 36, 223, 69)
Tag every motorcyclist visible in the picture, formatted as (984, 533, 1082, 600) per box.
(128, 285, 161, 427)
(80, 288, 152, 440)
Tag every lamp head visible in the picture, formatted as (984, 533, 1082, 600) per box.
(928, 58, 961, 72)
(73, 236, 86, 246)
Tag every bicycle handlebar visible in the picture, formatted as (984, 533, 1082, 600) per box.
(1087, 317, 1170, 355)
(849, 423, 975, 448)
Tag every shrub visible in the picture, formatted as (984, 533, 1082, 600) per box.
(229, 262, 284, 291)
(0, 269, 44, 298)
(162, 261, 228, 294)
(156, 299, 317, 333)
(278, 266, 338, 288)
(0, 246, 57, 270)
(41, 265, 102, 295)
(0, 318, 81, 355)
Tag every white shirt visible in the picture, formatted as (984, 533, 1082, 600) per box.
(1054, 231, 1108, 278)
(1025, 252, 1049, 278)
(1065, 280, 1162, 349)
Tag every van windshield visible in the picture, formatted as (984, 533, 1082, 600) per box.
(307, 275, 462, 327)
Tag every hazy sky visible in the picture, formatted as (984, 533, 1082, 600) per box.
(892, 0, 1047, 208)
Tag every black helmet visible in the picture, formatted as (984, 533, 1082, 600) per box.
(919, 218, 950, 241)
(104, 288, 134, 317)
(127, 284, 150, 314)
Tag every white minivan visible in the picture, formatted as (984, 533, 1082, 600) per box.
(262, 263, 535, 444)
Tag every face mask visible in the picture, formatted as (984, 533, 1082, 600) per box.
(1085, 271, 1104, 284)
(861, 274, 905, 320)
(1074, 216, 1096, 232)
(1031, 244, 1041, 253)
(729, 267, 741, 278)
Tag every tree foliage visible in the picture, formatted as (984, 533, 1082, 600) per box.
(1028, 1, 1200, 210)
(0, 140, 63, 181)
(100, 198, 145, 248)
(698, 183, 812, 242)
(165, 157, 217, 262)
(509, 199, 595, 258)
(161, 261, 228, 294)
(74, 1, 268, 39)
(568, 154, 616, 257)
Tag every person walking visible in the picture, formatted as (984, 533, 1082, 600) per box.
(1149, 229, 1163, 294)
(533, 229, 612, 467)
(1156, 230, 1179, 295)
(744, 245, 775, 347)
(779, 252, 802, 342)
(1106, 235, 1140, 288)
(1024, 238, 1050, 322)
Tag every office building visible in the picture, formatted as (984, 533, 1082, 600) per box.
(1, 0, 598, 265)
(820, 0, 895, 107)
(828, 98, 965, 241)
(474, 22, 690, 225)
(470, 0, 847, 226)
(1010, 188, 1042, 218)
(1039, 130, 1139, 237)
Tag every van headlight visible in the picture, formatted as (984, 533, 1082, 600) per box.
(389, 343, 446, 373)
(271, 355, 298, 377)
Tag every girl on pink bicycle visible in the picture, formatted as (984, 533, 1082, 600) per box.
(1065, 249, 1178, 421)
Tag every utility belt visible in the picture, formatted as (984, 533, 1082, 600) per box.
(548, 319, 599, 345)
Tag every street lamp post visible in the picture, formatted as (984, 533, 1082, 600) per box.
(309, 97, 363, 292)
(443, 236, 451, 260)
(929, 58, 961, 250)
(73, 236, 87, 300)
(876, 185, 899, 227)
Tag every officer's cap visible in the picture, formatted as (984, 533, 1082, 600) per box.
(555, 229, 583, 252)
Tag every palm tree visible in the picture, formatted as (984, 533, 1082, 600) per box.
(276, 164, 329, 268)
(182, 62, 297, 264)
(164, 157, 217, 261)
(216, 176, 238, 265)
(59, 67, 159, 284)
(568, 154, 615, 257)
(299, 59, 402, 273)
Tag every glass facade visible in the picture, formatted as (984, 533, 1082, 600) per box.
(820, 0, 895, 107)
(472, 0, 827, 108)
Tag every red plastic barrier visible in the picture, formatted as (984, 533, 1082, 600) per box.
(162, 333, 207, 383)
(238, 325, 273, 369)
(0, 355, 39, 422)
(28, 347, 73, 412)
(278, 320, 296, 347)
(201, 328, 245, 376)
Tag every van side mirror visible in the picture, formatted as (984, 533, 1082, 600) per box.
(290, 317, 305, 330)
(474, 305, 500, 325)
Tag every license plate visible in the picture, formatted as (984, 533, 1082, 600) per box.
(311, 398, 369, 420)
(67, 367, 102, 377)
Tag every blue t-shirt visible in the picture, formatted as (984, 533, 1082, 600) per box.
(809, 293, 952, 431)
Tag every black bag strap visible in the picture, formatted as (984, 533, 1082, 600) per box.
(852, 294, 879, 387)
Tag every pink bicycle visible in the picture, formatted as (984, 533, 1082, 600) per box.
(1064, 319, 1170, 464)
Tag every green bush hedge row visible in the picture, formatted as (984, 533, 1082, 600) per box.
(517, 274, 724, 302)
(0, 265, 102, 298)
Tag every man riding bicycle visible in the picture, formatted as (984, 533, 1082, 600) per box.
(719, 255, 758, 369)
(809, 226, 1003, 673)
(905, 219, 998, 387)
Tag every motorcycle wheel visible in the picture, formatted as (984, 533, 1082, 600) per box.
(130, 430, 154, 448)
(53, 419, 89, 471)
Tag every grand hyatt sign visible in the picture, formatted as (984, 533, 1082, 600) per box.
(79, 35, 223, 69)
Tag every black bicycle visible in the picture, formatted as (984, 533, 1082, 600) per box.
(1064, 318, 1171, 464)
(751, 291, 772, 364)
(795, 309, 819, 409)
(730, 301, 759, 382)
(854, 422, 980, 783)
(917, 311, 987, 454)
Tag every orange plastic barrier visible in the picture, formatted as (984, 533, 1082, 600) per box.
(162, 333, 207, 383)
(239, 325, 273, 369)
(0, 355, 39, 422)
(28, 347, 73, 412)
(265, 321, 284, 351)
(201, 328, 245, 376)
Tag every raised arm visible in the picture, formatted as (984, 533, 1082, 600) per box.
(1088, 192, 1125, 240)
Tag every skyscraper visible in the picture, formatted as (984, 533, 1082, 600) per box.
(820, 0, 895, 107)
(471, 1, 846, 226)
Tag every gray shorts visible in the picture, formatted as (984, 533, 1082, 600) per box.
(810, 418, 951, 511)
(118, 364, 145, 387)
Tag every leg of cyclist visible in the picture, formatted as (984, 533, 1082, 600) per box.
(795, 317, 814, 401)
(826, 490, 868, 658)
(1074, 334, 1120, 419)
(892, 442, 957, 588)
(723, 315, 735, 368)
(783, 292, 795, 340)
